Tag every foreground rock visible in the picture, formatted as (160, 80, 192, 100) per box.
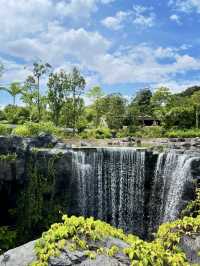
(0, 237, 130, 266)
(0, 241, 36, 266)
(1, 233, 200, 266)
(180, 235, 200, 264)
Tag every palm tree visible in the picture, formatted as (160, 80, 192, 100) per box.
(0, 82, 22, 105)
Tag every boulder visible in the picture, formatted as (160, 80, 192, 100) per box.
(0, 241, 36, 266)
(0, 237, 130, 266)
(180, 235, 200, 264)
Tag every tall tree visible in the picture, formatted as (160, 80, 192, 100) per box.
(47, 71, 70, 126)
(69, 67, 86, 135)
(191, 91, 200, 129)
(0, 82, 22, 105)
(104, 93, 127, 130)
(151, 87, 172, 121)
(32, 61, 52, 120)
(130, 88, 152, 126)
(21, 76, 38, 121)
(86, 86, 105, 127)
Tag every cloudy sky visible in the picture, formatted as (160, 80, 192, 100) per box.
(1, 0, 200, 105)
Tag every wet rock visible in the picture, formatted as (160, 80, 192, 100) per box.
(54, 142, 72, 149)
(80, 141, 89, 147)
(30, 133, 58, 148)
(180, 235, 200, 265)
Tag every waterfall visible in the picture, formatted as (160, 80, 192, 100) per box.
(72, 148, 199, 238)
(72, 148, 146, 236)
(148, 151, 199, 234)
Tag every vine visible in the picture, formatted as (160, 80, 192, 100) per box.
(16, 151, 62, 245)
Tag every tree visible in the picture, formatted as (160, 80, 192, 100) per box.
(86, 86, 105, 127)
(104, 93, 127, 130)
(68, 68, 86, 135)
(86, 86, 104, 101)
(21, 76, 38, 121)
(0, 82, 22, 105)
(130, 88, 152, 126)
(47, 71, 70, 126)
(151, 87, 172, 122)
(191, 91, 200, 129)
(32, 61, 52, 120)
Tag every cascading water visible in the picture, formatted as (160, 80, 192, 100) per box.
(73, 148, 146, 237)
(148, 151, 199, 235)
(72, 148, 199, 238)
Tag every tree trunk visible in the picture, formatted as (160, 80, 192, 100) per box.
(196, 108, 199, 129)
(73, 90, 76, 136)
(37, 77, 41, 121)
(13, 96, 15, 106)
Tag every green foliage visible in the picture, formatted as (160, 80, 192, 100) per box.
(0, 124, 12, 135)
(31, 213, 200, 266)
(166, 129, 200, 138)
(0, 153, 17, 161)
(81, 127, 112, 139)
(16, 154, 62, 244)
(3, 105, 30, 124)
(0, 226, 16, 253)
(47, 71, 69, 126)
(12, 122, 60, 137)
(134, 126, 165, 138)
(181, 188, 200, 218)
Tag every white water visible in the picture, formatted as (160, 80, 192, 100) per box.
(72, 148, 146, 236)
(72, 148, 199, 237)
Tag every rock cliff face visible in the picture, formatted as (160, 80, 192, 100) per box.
(0, 135, 200, 246)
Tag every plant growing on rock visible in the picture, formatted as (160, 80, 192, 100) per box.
(31, 213, 200, 266)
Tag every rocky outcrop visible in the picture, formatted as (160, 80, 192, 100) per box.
(1, 233, 200, 266)
(0, 237, 130, 266)
(0, 241, 36, 266)
(180, 235, 200, 264)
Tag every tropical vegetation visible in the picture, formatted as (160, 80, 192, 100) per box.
(1, 61, 200, 138)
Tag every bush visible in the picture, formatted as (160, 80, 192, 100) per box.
(116, 128, 130, 138)
(31, 214, 200, 266)
(80, 127, 112, 139)
(0, 124, 12, 135)
(3, 105, 30, 124)
(0, 226, 16, 253)
(12, 122, 61, 137)
(166, 129, 200, 138)
(134, 126, 165, 138)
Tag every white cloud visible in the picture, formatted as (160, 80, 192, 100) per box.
(0, 0, 199, 94)
(101, 5, 156, 31)
(170, 14, 182, 24)
(169, 0, 200, 13)
(101, 11, 129, 30)
(154, 79, 200, 93)
(132, 5, 155, 28)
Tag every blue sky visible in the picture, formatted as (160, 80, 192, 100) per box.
(1, 0, 200, 105)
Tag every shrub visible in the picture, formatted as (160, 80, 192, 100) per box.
(12, 122, 61, 137)
(31, 213, 200, 266)
(80, 127, 112, 139)
(166, 129, 200, 138)
(0, 124, 12, 135)
(3, 105, 30, 124)
(134, 126, 165, 138)
(0, 226, 16, 253)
